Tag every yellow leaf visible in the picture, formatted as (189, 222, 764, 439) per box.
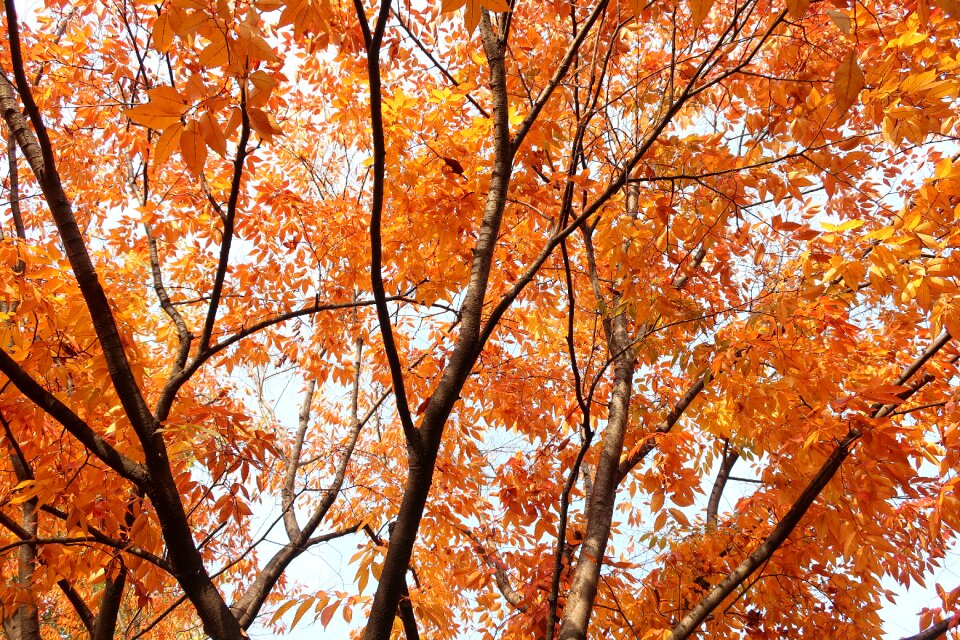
(180, 120, 207, 176)
(786, 0, 809, 19)
(126, 104, 181, 129)
(834, 49, 865, 119)
(291, 598, 313, 630)
(935, 157, 954, 179)
(822, 218, 864, 232)
(270, 599, 298, 625)
(688, 0, 714, 26)
(198, 112, 227, 157)
(153, 121, 183, 167)
(153, 12, 174, 52)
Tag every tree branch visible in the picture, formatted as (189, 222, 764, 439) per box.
(197, 83, 251, 355)
(467, 530, 527, 611)
(3, 0, 157, 446)
(0, 351, 147, 485)
(706, 442, 738, 530)
(670, 428, 861, 640)
(900, 613, 960, 640)
(358, 0, 418, 448)
(510, 0, 610, 156)
(672, 330, 954, 639)
(616, 374, 707, 482)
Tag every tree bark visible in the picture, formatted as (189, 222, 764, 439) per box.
(361, 10, 513, 639)
(557, 305, 635, 640)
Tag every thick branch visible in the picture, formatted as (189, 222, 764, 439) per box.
(4, 0, 157, 447)
(358, 0, 417, 447)
(616, 374, 707, 482)
(362, 11, 514, 640)
(0, 350, 147, 484)
(673, 330, 954, 639)
(558, 206, 635, 640)
(900, 613, 960, 640)
(0, 74, 42, 180)
(706, 443, 738, 530)
(281, 379, 316, 540)
(57, 579, 94, 634)
(670, 428, 861, 640)
(468, 531, 527, 611)
(0, 413, 38, 640)
(6, 133, 25, 239)
(364, 525, 420, 640)
(91, 559, 127, 640)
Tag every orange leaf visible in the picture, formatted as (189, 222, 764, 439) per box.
(153, 12, 175, 52)
(180, 120, 207, 176)
(199, 33, 230, 67)
(441, 0, 510, 33)
(650, 491, 664, 513)
(688, 0, 714, 26)
(786, 0, 810, 18)
(147, 86, 187, 114)
(291, 598, 313, 630)
(834, 49, 865, 119)
(153, 122, 183, 168)
(126, 104, 181, 130)
(319, 601, 339, 628)
(826, 9, 852, 34)
(247, 108, 282, 141)
(861, 384, 909, 405)
(270, 599, 298, 625)
(198, 112, 228, 157)
(126, 87, 185, 128)
(669, 508, 690, 527)
(934, 0, 960, 18)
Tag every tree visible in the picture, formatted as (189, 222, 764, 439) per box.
(1, 0, 960, 638)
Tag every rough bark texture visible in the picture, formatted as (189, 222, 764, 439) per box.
(557, 307, 634, 640)
(90, 561, 126, 640)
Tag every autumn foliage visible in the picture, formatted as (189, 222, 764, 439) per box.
(1, 0, 960, 638)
